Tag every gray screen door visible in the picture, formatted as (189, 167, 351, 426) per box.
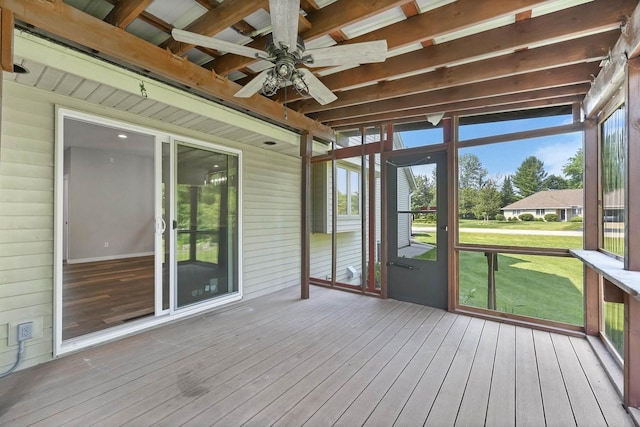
(386, 150, 448, 308)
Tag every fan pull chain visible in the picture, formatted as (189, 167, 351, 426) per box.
(284, 85, 288, 121)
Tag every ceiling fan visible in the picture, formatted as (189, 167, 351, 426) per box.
(171, 0, 388, 105)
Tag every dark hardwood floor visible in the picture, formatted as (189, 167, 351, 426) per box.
(63, 256, 155, 340)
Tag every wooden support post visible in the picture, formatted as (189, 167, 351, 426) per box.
(446, 116, 458, 312)
(626, 57, 640, 271)
(0, 8, 13, 72)
(380, 123, 392, 299)
(300, 132, 312, 299)
(624, 56, 640, 408)
(368, 143, 376, 292)
(624, 294, 640, 408)
(583, 117, 600, 335)
(486, 252, 497, 310)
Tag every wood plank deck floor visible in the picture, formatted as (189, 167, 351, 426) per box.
(0, 285, 633, 426)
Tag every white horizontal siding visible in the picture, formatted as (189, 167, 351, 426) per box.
(0, 83, 54, 371)
(242, 149, 301, 299)
(0, 77, 304, 370)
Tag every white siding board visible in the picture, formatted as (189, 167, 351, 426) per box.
(1, 291, 52, 311)
(0, 150, 53, 167)
(0, 189, 53, 203)
(0, 254, 53, 270)
(0, 175, 53, 191)
(0, 217, 53, 230)
(0, 229, 53, 244)
(1, 49, 304, 369)
(0, 241, 51, 256)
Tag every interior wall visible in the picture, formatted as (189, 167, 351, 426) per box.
(66, 146, 154, 262)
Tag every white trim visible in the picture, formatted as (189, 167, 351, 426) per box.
(66, 252, 155, 264)
(54, 107, 244, 357)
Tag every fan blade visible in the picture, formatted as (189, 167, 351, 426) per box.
(235, 69, 273, 98)
(269, 0, 300, 51)
(171, 29, 266, 59)
(305, 40, 388, 67)
(297, 69, 337, 105)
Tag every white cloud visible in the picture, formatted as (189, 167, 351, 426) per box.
(534, 141, 580, 176)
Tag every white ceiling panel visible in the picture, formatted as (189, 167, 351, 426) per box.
(531, 0, 593, 18)
(146, 0, 206, 28)
(126, 19, 171, 46)
(341, 7, 406, 39)
(415, 0, 457, 13)
(434, 15, 516, 44)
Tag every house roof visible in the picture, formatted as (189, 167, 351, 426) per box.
(4, 0, 638, 140)
(503, 189, 583, 210)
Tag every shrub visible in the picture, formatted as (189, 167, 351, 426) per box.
(544, 213, 559, 222)
(509, 216, 518, 222)
(495, 214, 505, 221)
(519, 213, 534, 221)
(535, 217, 544, 221)
(425, 213, 436, 223)
(570, 216, 583, 222)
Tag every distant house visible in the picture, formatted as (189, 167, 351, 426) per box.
(502, 189, 583, 221)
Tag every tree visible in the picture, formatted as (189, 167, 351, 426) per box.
(411, 174, 435, 211)
(543, 174, 569, 190)
(459, 187, 477, 219)
(513, 156, 548, 197)
(500, 176, 518, 207)
(458, 153, 487, 190)
(562, 148, 583, 189)
(473, 180, 503, 222)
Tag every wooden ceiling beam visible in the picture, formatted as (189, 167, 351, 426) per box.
(165, 0, 268, 55)
(333, 96, 584, 131)
(211, 0, 410, 76)
(583, 1, 640, 117)
(296, 30, 618, 113)
(284, 0, 634, 104)
(327, 86, 589, 128)
(193, 0, 256, 36)
(311, 62, 600, 123)
(104, 0, 154, 29)
(341, 0, 547, 49)
(1, 0, 334, 140)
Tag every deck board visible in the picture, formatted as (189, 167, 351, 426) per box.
(0, 285, 633, 427)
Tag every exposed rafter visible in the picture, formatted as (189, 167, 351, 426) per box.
(283, 0, 634, 105)
(104, 0, 154, 29)
(211, 0, 410, 76)
(0, 0, 334, 140)
(311, 63, 600, 123)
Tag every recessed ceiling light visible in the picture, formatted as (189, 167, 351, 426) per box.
(118, 134, 128, 139)
(213, 164, 219, 168)
(264, 141, 277, 146)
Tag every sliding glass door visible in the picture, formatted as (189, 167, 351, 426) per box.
(174, 142, 239, 308)
(57, 110, 242, 353)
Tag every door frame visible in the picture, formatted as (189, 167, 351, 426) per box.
(54, 107, 243, 356)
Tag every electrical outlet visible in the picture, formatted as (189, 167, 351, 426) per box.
(104, 242, 109, 248)
(17, 322, 33, 341)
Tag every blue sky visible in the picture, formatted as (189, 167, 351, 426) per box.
(399, 115, 582, 181)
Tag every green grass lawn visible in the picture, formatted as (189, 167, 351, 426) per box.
(414, 219, 583, 231)
(458, 219, 584, 231)
(412, 231, 584, 325)
(458, 232, 583, 249)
